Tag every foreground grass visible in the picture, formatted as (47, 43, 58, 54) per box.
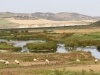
(0, 69, 100, 75)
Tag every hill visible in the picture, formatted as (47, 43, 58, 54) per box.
(0, 12, 100, 29)
(0, 12, 100, 21)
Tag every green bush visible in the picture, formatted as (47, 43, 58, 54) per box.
(25, 41, 57, 53)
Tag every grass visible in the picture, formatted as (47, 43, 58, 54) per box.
(0, 69, 100, 75)
(0, 63, 20, 69)
(0, 19, 12, 25)
(0, 52, 97, 75)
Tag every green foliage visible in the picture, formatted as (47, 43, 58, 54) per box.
(97, 45, 100, 52)
(0, 42, 21, 51)
(90, 20, 100, 27)
(25, 41, 57, 52)
(65, 40, 100, 47)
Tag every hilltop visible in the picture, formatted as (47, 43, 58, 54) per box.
(0, 12, 100, 21)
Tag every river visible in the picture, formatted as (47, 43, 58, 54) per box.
(0, 39, 100, 59)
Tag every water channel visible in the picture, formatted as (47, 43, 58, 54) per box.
(0, 39, 100, 59)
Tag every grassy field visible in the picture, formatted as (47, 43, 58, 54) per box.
(0, 51, 100, 75)
(53, 28, 100, 33)
(0, 19, 13, 25)
(0, 19, 17, 28)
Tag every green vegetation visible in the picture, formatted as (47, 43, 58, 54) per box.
(90, 20, 100, 27)
(0, 30, 100, 52)
(25, 41, 57, 52)
(0, 20, 100, 52)
(0, 63, 20, 69)
(0, 42, 21, 52)
(1, 69, 100, 75)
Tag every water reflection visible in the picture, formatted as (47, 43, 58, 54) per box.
(57, 44, 100, 59)
(56, 44, 67, 53)
(0, 39, 45, 53)
(21, 47, 29, 53)
(76, 46, 100, 59)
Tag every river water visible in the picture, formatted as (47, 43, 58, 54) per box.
(0, 39, 100, 59)
(56, 44, 100, 59)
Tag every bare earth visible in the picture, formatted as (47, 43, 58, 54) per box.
(54, 29, 100, 33)
(0, 64, 100, 72)
(7, 18, 96, 25)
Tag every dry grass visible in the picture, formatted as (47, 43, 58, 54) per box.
(54, 28, 100, 33)
(7, 18, 96, 25)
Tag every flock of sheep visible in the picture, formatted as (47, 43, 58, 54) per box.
(0, 58, 98, 65)
(76, 58, 99, 64)
(0, 59, 49, 65)
(0, 59, 19, 65)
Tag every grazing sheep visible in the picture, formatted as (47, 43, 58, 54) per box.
(95, 59, 98, 64)
(33, 59, 38, 62)
(5, 61, 9, 65)
(45, 59, 49, 64)
(0, 59, 6, 63)
(15, 60, 20, 64)
(76, 59, 80, 62)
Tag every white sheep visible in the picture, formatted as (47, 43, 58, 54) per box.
(5, 61, 9, 65)
(0, 59, 6, 63)
(95, 59, 98, 64)
(45, 59, 49, 64)
(15, 60, 20, 64)
(33, 59, 38, 62)
(76, 59, 80, 62)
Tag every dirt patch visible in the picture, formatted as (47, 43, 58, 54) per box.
(0, 50, 9, 53)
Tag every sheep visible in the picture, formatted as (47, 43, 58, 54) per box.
(76, 59, 80, 62)
(0, 59, 6, 63)
(45, 59, 49, 64)
(95, 59, 98, 64)
(33, 58, 38, 62)
(5, 61, 9, 65)
(15, 60, 20, 64)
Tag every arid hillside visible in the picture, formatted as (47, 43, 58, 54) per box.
(0, 12, 100, 21)
(0, 12, 99, 29)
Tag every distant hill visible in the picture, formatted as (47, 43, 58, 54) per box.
(0, 12, 100, 29)
(0, 12, 100, 21)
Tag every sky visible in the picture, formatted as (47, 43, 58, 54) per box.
(0, 0, 100, 16)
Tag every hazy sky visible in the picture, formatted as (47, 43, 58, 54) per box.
(0, 0, 100, 16)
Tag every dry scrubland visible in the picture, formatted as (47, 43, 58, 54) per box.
(7, 18, 96, 25)
(54, 28, 100, 33)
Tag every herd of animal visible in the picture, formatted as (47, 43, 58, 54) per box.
(0, 59, 50, 65)
(76, 58, 99, 64)
(0, 59, 20, 65)
(0, 58, 99, 65)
